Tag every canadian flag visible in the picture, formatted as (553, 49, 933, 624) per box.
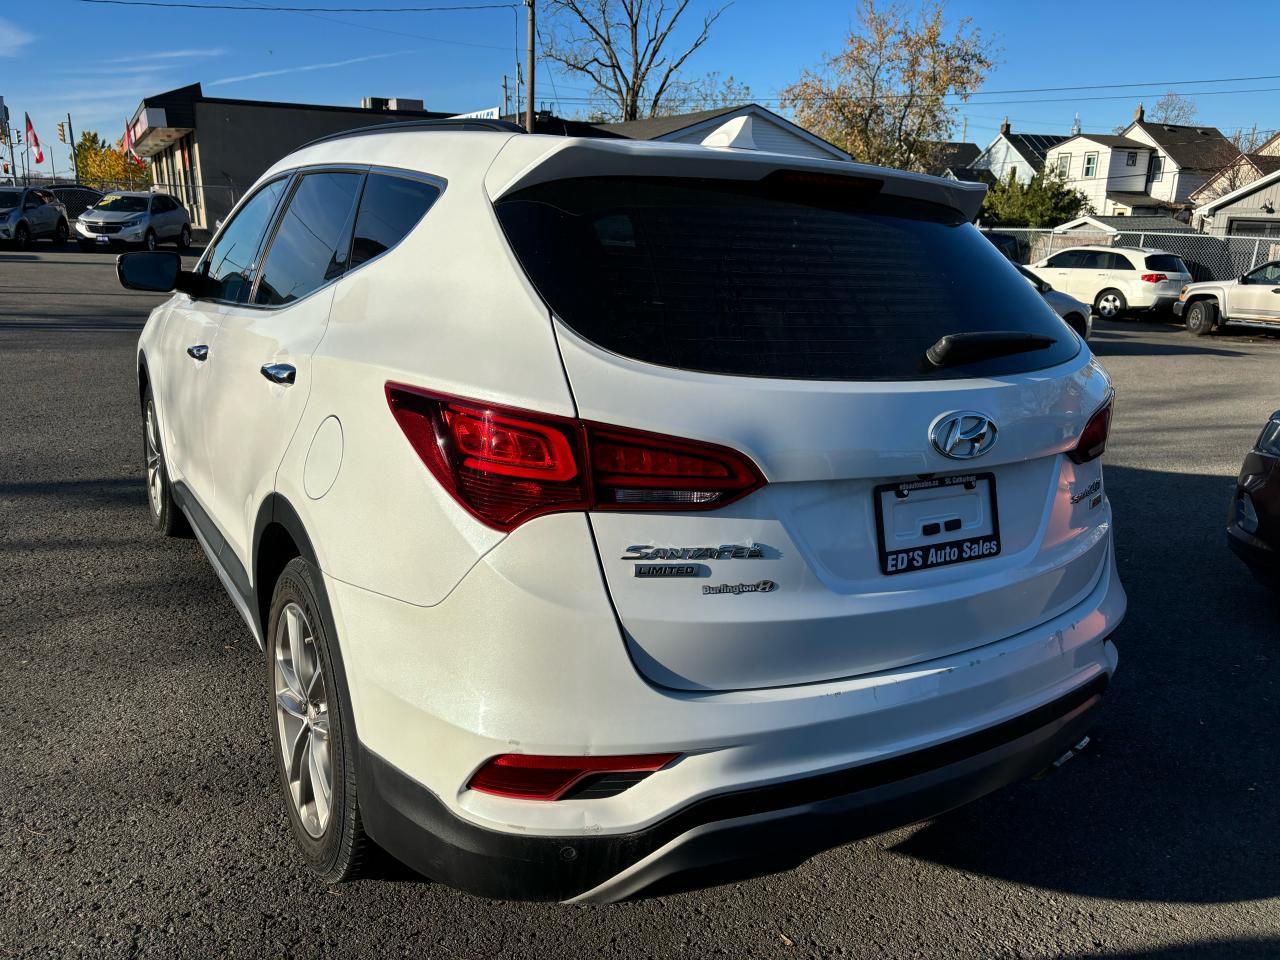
(24, 113, 43, 165)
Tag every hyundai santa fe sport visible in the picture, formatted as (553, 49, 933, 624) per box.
(117, 118, 1125, 902)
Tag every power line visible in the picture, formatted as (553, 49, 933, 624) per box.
(77, 0, 515, 10)
(233, 0, 512, 51)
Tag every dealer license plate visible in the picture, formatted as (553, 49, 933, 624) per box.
(874, 473, 1001, 575)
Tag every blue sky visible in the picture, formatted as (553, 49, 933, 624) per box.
(1, 0, 1276, 175)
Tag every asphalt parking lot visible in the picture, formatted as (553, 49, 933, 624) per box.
(3, 246, 1280, 959)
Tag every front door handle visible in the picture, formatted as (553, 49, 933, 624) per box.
(1270, 287, 1280, 294)
(261, 362, 296, 385)
(186, 344, 209, 361)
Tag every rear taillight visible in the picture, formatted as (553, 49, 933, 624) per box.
(1140, 273, 1168, 283)
(1069, 399, 1113, 464)
(468, 753, 679, 801)
(386, 384, 766, 531)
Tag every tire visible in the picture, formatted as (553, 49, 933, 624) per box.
(1063, 312, 1088, 340)
(176, 225, 190, 252)
(1185, 300, 1216, 336)
(53, 219, 68, 245)
(142, 390, 189, 537)
(1094, 289, 1127, 320)
(144, 229, 158, 251)
(268, 557, 371, 883)
(13, 222, 30, 250)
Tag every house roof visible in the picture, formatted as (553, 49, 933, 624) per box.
(1054, 134, 1150, 151)
(1190, 152, 1280, 201)
(1193, 166, 1280, 215)
(591, 103, 851, 160)
(1105, 192, 1170, 207)
(927, 141, 980, 174)
(1004, 132, 1069, 169)
(1056, 215, 1196, 234)
(1129, 121, 1237, 172)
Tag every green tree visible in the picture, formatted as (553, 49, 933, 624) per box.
(980, 171, 1092, 228)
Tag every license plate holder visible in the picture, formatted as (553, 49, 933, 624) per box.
(95, 234, 109, 243)
(874, 472, 1001, 575)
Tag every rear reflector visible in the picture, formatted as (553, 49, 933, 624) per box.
(1069, 399, 1113, 464)
(386, 384, 766, 531)
(1140, 273, 1168, 283)
(468, 753, 679, 801)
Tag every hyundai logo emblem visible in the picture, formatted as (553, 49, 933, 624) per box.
(930, 412, 998, 460)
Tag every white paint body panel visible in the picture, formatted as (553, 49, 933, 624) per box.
(135, 128, 1123, 850)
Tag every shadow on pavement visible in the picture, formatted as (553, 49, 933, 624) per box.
(896, 464, 1280, 904)
(1067, 941, 1280, 959)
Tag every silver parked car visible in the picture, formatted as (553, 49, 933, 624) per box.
(0, 187, 70, 248)
(1173, 260, 1280, 336)
(76, 191, 191, 252)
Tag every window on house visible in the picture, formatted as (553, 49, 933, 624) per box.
(1149, 156, 1164, 183)
(1083, 153, 1098, 178)
(1055, 154, 1070, 177)
(1126, 152, 1137, 166)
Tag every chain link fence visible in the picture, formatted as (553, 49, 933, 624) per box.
(981, 227, 1280, 282)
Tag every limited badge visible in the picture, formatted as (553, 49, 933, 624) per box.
(634, 564, 704, 578)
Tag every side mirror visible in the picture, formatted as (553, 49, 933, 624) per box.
(116, 250, 204, 296)
(1239, 275, 1250, 285)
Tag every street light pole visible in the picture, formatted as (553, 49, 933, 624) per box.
(525, 0, 536, 134)
(66, 113, 79, 185)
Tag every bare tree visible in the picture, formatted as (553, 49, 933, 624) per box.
(779, 0, 995, 173)
(654, 70, 751, 115)
(543, 1, 730, 121)
(1194, 125, 1270, 202)
(1151, 90, 1197, 125)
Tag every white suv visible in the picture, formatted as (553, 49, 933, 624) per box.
(1027, 245, 1191, 319)
(117, 119, 1124, 902)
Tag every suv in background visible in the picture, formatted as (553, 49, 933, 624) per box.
(1174, 260, 1280, 336)
(77, 191, 191, 251)
(0, 187, 69, 248)
(1027, 245, 1191, 319)
(115, 120, 1123, 902)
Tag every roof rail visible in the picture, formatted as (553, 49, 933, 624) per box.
(299, 118, 526, 150)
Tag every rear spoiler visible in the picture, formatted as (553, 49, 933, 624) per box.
(484, 136, 988, 223)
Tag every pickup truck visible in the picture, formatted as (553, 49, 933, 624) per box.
(1174, 260, 1280, 335)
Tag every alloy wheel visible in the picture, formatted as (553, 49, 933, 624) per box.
(1097, 294, 1122, 318)
(144, 404, 163, 517)
(274, 602, 333, 839)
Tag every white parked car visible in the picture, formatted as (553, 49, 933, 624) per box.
(1018, 264, 1091, 340)
(117, 119, 1124, 902)
(1173, 259, 1280, 335)
(1027, 245, 1191, 320)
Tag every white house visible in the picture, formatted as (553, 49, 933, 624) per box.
(594, 104, 851, 162)
(1117, 105, 1237, 205)
(969, 119, 1068, 185)
(1043, 134, 1160, 216)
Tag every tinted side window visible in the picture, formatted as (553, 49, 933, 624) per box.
(1076, 251, 1106, 269)
(350, 173, 441, 268)
(202, 178, 289, 303)
(1047, 251, 1081, 268)
(24, 191, 43, 208)
(253, 171, 362, 306)
(1105, 252, 1135, 270)
(1145, 254, 1185, 273)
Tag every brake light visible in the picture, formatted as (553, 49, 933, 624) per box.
(1140, 273, 1168, 283)
(386, 384, 766, 531)
(468, 753, 679, 801)
(1069, 399, 1113, 464)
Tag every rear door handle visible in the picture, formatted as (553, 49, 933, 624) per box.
(260, 362, 296, 385)
(186, 344, 209, 361)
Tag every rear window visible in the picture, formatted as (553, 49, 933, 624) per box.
(495, 175, 1079, 381)
(1145, 254, 1186, 273)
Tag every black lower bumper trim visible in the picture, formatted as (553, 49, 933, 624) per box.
(357, 673, 1109, 902)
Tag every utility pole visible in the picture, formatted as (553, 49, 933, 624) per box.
(502, 75, 510, 118)
(66, 113, 79, 185)
(961, 116, 968, 143)
(525, 0, 536, 133)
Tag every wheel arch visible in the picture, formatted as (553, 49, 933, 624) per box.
(137, 352, 151, 409)
(252, 493, 321, 639)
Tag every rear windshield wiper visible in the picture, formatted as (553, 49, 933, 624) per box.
(923, 331, 1058, 371)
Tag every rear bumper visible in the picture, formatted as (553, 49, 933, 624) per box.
(359, 673, 1107, 902)
(1171, 300, 1185, 318)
